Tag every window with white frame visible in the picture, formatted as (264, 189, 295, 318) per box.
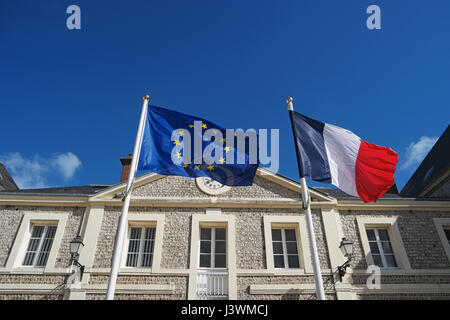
(22, 225, 57, 267)
(199, 227, 226, 268)
(271, 228, 300, 268)
(126, 227, 155, 267)
(366, 228, 398, 268)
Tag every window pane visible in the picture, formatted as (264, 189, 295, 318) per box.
(36, 227, 56, 267)
(143, 239, 154, 254)
(444, 229, 450, 241)
(145, 228, 155, 240)
(25, 237, 40, 254)
(46, 226, 57, 239)
(369, 241, 380, 254)
(215, 240, 226, 254)
(126, 253, 138, 267)
(200, 254, 211, 267)
(200, 241, 211, 253)
(130, 227, 141, 240)
(272, 242, 283, 254)
(31, 226, 44, 238)
(271, 229, 282, 241)
(366, 229, 375, 241)
(385, 255, 397, 268)
(128, 239, 140, 253)
(23, 251, 36, 266)
(274, 255, 284, 268)
(377, 229, 390, 241)
(372, 254, 383, 267)
(286, 242, 298, 254)
(381, 241, 394, 254)
(142, 253, 153, 267)
(284, 229, 296, 241)
(200, 228, 211, 240)
(215, 228, 226, 240)
(215, 254, 226, 268)
(287, 255, 300, 268)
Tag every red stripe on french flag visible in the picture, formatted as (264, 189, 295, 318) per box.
(355, 140, 399, 202)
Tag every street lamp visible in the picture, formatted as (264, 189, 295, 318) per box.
(337, 237, 353, 282)
(69, 236, 85, 281)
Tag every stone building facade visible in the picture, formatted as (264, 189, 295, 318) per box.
(0, 166, 449, 300)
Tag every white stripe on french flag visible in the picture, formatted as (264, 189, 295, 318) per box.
(291, 112, 398, 202)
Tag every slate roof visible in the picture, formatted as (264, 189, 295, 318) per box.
(400, 125, 450, 197)
(310, 185, 404, 201)
(0, 185, 110, 196)
(0, 162, 19, 191)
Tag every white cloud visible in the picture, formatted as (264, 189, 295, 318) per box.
(400, 136, 438, 170)
(0, 152, 82, 189)
(52, 152, 82, 180)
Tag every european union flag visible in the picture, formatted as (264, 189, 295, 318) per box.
(137, 105, 259, 186)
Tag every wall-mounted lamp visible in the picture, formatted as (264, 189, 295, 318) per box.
(69, 235, 85, 281)
(337, 237, 353, 282)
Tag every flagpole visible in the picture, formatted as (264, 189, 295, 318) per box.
(286, 97, 326, 300)
(105, 94, 150, 300)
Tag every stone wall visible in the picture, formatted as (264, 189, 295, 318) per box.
(93, 207, 203, 269)
(352, 274, 450, 284)
(237, 275, 336, 300)
(223, 208, 331, 270)
(132, 175, 302, 200)
(340, 210, 450, 270)
(358, 293, 450, 300)
(0, 205, 84, 268)
(88, 274, 188, 300)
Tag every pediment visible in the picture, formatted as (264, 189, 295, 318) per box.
(91, 168, 334, 203)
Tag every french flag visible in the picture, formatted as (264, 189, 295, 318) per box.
(291, 112, 399, 203)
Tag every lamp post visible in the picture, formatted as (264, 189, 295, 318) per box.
(337, 237, 353, 282)
(69, 236, 85, 281)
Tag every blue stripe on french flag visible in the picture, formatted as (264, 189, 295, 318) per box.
(292, 112, 398, 202)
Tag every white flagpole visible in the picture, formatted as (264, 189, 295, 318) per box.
(286, 97, 326, 300)
(106, 94, 150, 300)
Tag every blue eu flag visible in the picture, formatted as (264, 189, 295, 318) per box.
(137, 105, 259, 186)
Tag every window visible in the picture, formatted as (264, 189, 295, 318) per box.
(199, 227, 226, 268)
(22, 225, 57, 267)
(366, 228, 398, 268)
(126, 227, 155, 267)
(444, 228, 450, 247)
(271, 228, 300, 268)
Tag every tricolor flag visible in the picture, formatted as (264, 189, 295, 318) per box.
(290, 112, 398, 202)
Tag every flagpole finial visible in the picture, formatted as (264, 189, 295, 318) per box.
(143, 94, 150, 101)
(286, 97, 294, 111)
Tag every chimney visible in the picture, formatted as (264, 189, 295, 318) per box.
(120, 154, 133, 183)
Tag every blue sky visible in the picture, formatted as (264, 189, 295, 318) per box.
(0, 0, 449, 190)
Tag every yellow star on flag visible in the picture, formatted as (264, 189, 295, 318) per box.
(202, 123, 207, 129)
(176, 152, 182, 158)
(219, 157, 226, 164)
(178, 131, 185, 136)
(189, 124, 194, 128)
(183, 163, 189, 168)
(222, 138, 226, 143)
(194, 165, 200, 170)
(207, 165, 214, 171)
(173, 140, 180, 146)
(224, 146, 230, 153)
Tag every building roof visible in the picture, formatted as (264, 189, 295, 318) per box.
(0, 184, 111, 196)
(311, 185, 404, 201)
(0, 162, 19, 191)
(400, 125, 450, 198)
